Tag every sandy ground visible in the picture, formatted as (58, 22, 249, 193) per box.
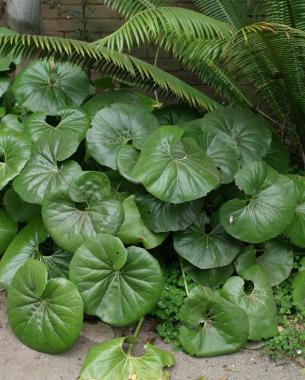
(0, 291, 304, 380)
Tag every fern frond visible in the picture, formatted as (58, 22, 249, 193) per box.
(95, 7, 232, 51)
(267, 0, 305, 31)
(103, 0, 173, 18)
(0, 33, 219, 111)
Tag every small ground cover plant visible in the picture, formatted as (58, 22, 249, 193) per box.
(1, 51, 305, 379)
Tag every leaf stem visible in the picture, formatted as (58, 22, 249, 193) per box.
(179, 258, 189, 297)
(127, 316, 145, 355)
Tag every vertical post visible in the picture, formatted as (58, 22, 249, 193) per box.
(7, 0, 41, 34)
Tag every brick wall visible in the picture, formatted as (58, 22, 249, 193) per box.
(0, 1, 201, 87)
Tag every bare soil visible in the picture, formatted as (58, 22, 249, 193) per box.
(0, 291, 304, 380)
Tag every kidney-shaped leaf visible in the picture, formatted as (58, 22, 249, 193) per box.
(118, 195, 167, 249)
(80, 337, 174, 380)
(70, 234, 163, 326)
(0, 209, 17, 256)
(221, 265, 278, 341)
(132, 126, 220, 203)
(86, 103, 159, 170)
(25, 108, 90, 161)
(178, 286, 249, 357)
(174, 213, 240, 269)
(42, 174, 124, 253)
(12, 60, 91, 114)
(7, 259, 84, 353)
(0, 218, 72, 288)
(153, 104, 200, 125)
(220, 162, 297, 243)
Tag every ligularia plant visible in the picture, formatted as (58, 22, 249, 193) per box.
(0, 56, 302, 379)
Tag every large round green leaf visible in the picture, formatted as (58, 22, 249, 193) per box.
(234, 241, 294, 286)
(135, 193, 201, 233)
(116, 145, 141, 184)
(132, 126, 220, 203)
(82, 89, 157, 119)
(80, 337, 174, 380)
(0, 218, 72, 288)
(221, 265, 278, 341)
(178, 286, 249, 357)
(0, 74, 10, 97)
(202, 108, 272, 164)
(12, 60, 91, 114)
(70, 234, 163, 326)
(285, 175, 305, 247)
(174, 213, 240, 269)
(0, 209, 17, 256)
(153, 104, 200, 125)
(0, 131, 31, 190)
(3, 187, 40, 222)
(220, 162, 297, 243)
(293, 270, 305, 309)
(7, 260, 83, 353)
(0, 114, 24, 133)
(265, 134, 289, 173)
(118, 195, 167, 249)
(13, 139, 82, 204)
(42, 173, 124, 252)
(25, 108, 90, 161)
(86, 103, 159, 170)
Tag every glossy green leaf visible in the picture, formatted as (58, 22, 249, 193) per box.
(3, 187, 40, 222)
(132, 126, 220, 203)
(25, 108, 90, 161)
(7, 260, 83, 353)
(0, 218, 72, 288)
(82, 89, 157, 119)
(1, 114, 24, 133)
(135, 193, 201, 233)
(0, 74, 10, 97)
(13, 139, 82, 204)
(220, 162, 297, 243)
(117, 145, 140, 184)
(118, 195, 167, 249)
(234, 241, 294, 286)
(153, 104, 200, 125)
(293, 270, 305, 309)
(0, 209, 17, 256)
(174, 213, 240, 269)
(42, 174, 124, 252)
(70, 234, 163, 326)
(86, 103, 159, 169)
(221, 265, 278, 341)
(202, 108, 272, 164)
(179, 286, 249, 356)
(265, 134, 289, 173)
(12, 60, 91, 114)
(0, 132, 31, 190)
(80, 337, 174, 380)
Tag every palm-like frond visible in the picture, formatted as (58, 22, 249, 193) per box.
(0, 33, 219, 111)
(267, 0, 305, 31)
(95, 7, 232, 51)
(103, 0, 173, 18)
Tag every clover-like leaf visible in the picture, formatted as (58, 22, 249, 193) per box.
(0, 209, 17, 256)
(3, 187, 40, 222)
(118, 195, 167, 249)
(135, 193, 201, 233)
(221, 265, 278, 341)
(13, 139, 82, 204)
(132, 126, 220, 203)
(174, 213, 240, 269)
(234, 241, 294, 286)
(79, 337, 174, 380)
(70, 234, 163, 326)
(7, 259, 84, 353)
(220, 162, 297, 243)
(202, 108, 272, 164)
(0, 131, 31, 190)
(153, 104, 200, 125)
(86, 103, 159, 169)
(12, 60, 91, 114)
(0, 218, 72, 288)
(42, 172, 124, 252)
(25, 108, 90, 161)
(82, 89, 157, 119)
(293, 270, 305, 309)
(179, 286, 249, 356)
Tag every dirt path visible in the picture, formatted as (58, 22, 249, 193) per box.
(0, 291, 304, 380)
